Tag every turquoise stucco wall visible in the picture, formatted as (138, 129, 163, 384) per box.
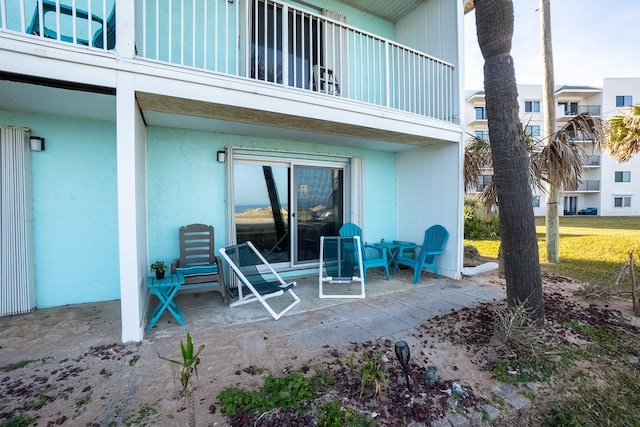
(0, 110, 119, 308)
(146, 128, 397, 265)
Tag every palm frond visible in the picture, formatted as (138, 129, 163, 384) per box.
(603, 105, 640, 162)
(479, 180, 498, 216)
(540, 113, 602, 191)
(463, 135, 492, 192)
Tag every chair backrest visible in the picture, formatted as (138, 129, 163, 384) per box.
(421, 225, 449, 255)
(179, 224, 215, 266)
(338, 223, 366, 260)
(339, 222, 362, 238)
(221, 242, 273, 288)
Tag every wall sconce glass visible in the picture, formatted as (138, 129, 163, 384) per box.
(217, 150, 226, 163)
(30, 136, 45, 151)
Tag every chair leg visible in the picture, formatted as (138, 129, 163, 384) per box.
(413, 267, 422, 284)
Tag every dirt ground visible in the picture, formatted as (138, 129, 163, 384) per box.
(1, 265, 639, 426)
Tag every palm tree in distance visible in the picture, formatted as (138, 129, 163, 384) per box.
(603, 105, 640, 162)
(465, 113, 603, 217)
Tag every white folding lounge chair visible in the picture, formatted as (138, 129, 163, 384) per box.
(319, 235, 365, 299)
(219, 241, 300, 320)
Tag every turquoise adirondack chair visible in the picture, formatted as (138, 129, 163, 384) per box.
(338, 223, 389, 282)
(394, 225, 449, 283)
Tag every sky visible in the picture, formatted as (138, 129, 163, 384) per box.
(464, 0, 640, 91)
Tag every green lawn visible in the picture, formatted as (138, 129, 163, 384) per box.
(465, 216, 640, 282)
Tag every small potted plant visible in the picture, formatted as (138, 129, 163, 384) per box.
(151, 260, 167, 280)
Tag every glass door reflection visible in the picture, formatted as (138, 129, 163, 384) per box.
(234, 163, 290, 264)
(295, 166, 343, 263)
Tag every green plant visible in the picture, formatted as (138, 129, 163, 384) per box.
(0, 416, 36, 427)
(217, 371, 330, 417)
(150, 260, 166, 273)
(318, 400, 377, 427)
(0, 359, 35, 372)
(124, 404, 157, 426)
(158, 332, 204, 396)
(359, 353, 388, 398)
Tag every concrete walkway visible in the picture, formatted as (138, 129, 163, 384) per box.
(148, 268, 505, 347)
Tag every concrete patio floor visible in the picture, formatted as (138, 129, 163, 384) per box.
(156, 268, 506, 346)
(0, 268, 505, 366)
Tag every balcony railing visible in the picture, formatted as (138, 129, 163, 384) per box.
(0, 0, 115, 49)
(557, 104, 601, 117)
(1, 0, 456, 122)
(576, 180, 600, 191)
(137, 0, 455, 121)
(582, 155, 600, 166)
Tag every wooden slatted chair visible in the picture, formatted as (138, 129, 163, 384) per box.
(171, 224, 228, 303)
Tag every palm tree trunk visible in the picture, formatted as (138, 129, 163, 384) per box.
(475, 0, 545, 322)
(540, 0, 559, 262)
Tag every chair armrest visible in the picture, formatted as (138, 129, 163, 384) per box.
(171, 259, 179, 274)
(363, 243, 387, 259)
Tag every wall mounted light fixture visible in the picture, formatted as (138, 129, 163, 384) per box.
(30, 136, 45, 151)
(217, 150, 226, 163)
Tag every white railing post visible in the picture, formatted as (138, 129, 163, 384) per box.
(282, 3, 288, 86)
(384, 40, 390, 108)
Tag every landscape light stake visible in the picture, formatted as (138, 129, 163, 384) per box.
(395, 340, 413, 392)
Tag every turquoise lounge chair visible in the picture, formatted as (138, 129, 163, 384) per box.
(395, 225, 449, 283)
(338, 222, 389, 282)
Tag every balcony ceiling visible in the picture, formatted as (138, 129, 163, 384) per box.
(336, 0, 425, 23)
(336, 0, 475, 22)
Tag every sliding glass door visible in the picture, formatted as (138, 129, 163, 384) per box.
(233, 158, 347, 267)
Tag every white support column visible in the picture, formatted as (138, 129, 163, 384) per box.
(117, 71, 146, 342)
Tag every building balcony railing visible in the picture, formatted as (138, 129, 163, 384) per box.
(556, 104, 602, 118)
(1, 0, 457, 123)
(575, 180, 600, 191)
(581, 155, 601, 166)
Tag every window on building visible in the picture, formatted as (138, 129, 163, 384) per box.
(525, 101, 540, 112)
(532, 196, 540, 208)
(614, 196, 631, 208)
(474, 130, 490, 141)
(525, 125, 540, 137)
(476, 175, 492, 192)
(615, 171, 631, 182)
(616, 95, 633, 107)
(475, 107, 487, 120)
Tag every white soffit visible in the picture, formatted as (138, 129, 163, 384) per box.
(335, 0, 424, 23)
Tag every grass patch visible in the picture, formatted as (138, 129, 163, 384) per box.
(465, 216, 640, 283)
(0, 416, 36, 427)
(124, 404, 157, 426)
(549, 365, 640, 427)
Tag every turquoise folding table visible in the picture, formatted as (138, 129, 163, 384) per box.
(146, 273, 185, 332)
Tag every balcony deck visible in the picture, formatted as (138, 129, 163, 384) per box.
(0, 0, 457, 125)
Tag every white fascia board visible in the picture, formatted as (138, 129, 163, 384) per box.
(130, 61, 464, 144)
(0, 37, 118, 88)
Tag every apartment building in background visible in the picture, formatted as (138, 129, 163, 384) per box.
(465, 77, 640, 217)
(0, 0, 471, 341)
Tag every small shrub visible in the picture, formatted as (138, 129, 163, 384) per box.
(359, 353, 388, 398)
(217, 371, 323, 417)
(464, 199, 500, 239)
